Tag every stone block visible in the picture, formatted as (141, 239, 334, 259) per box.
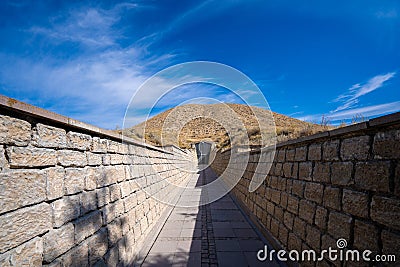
(45, 167, 64, 200)
(298, 162, 312, 181)
(308, 143, 322, 161)
(354, 161, 390, 192)
(97, 187, 110, 208)
(59, 241, 88, 267)
(293, 217, 306, 240)
(306, 224, 321, 251)
(287, 196, 299, 214)
(86, 152, 102, 166)
(373, 129, 400, 159)
(327, 212, 352, 240)
(299, 200, 316, 224)
(91, 137, 108, 153)
(85, 167, 100, 191)
(57, 150, 87, 167)
(52, 195, 80, 227)
(88, 228, 108, 265)
(0, 170, 46, 213)
(313, 162, 330, 183)
(67, 131, 92, 151)
(33, 123, 67, 148)
(282, 162, 292, 178)
(292, 180, 305, 197)
(64, 168, 86, 195)
(74, 210, 102, 243)
(0, 203, 51, 253)
(0, 237, 43, 266)
(286, 149, 295, 161)
(80, 190, 97, 214)
(107, 219, 123, 245)
(315, 206, 327, 230)
(381, 230, 400, 259)
(109, 183, 122, 202)
(331, 162, 353, 186)
(371, 196, 400, 231)
(7, 146, 57, 167)
(342, 190, 368, 218)
(295, 146, 307, 161)
(340, 136, 370, 161)
(0, 115, 31, 146)
(323, 186, 341, 210)
(110, 154, 124, 165)
(43, 223, 74, 262)
(322, 140, 340, 161)
(353, 220, 378, 252)
(304, 182, 324, 204)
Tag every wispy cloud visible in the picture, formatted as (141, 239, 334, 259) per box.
(0, 3, 177, 129)
(333, 72, 396, 112)
(297, 101, 400, 123)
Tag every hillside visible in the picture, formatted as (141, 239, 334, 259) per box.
(122, 104, 331, 149)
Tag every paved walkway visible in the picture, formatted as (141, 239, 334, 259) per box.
(140, 167, 282, 267)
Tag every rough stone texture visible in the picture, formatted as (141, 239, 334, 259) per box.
(340, 136, 370, 160)
(323, 186, 341, 210)
(59, 241, 89, 267)
(80, 190, 97, 215)
(211, 116, 400, 266)
(64, 168, 86, 195)
(304, 182, 323, 204)
(331, 161, 353, 185)
(91, 137, 108, 153)
(88, 228, 108, 265)
(298, 162, 312, 181)
(43, 223, 74, 262)
(327, 211, 352, 240)
(322, 140, 340, 161)
(298, 200, 315, 224)
(373, 129, 400, 159)
(308, 143, 321, 161)
(353, 220, 379, 252)
(342, 190, 368, 218)
(87, 152, 102, 166)
(0, 203, 51, 253)
(294, 146, 307, 161)
(74, 211, 102, 243)
(0, 103, 193, 267)
(0, 146, 6, 170)
(0, 115, 31, 146)
(67, 131, 92, 150)
(0, 170, 46, 213)
(314, 206, 327, 230)
(354, 161, 390, 192)
(52, 195, 80, 228)
(7, 146, 57, 167)
(371, 196, 400, 231)
(0, 237, 43, 267)
(45, 167, 64, 200)
(58, 150, 87, 167)
(33, 123, 67, 148)
(381, 230, 400, 259)
(313, 162, 330, 183)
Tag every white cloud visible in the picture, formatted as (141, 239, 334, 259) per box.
(0, 3, 178, 129)
(297, 101, 400, 123)
(333, 72, 396, 112)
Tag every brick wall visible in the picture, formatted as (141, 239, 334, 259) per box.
(0, 97, 194, 266)
(211, 113, 400, 266)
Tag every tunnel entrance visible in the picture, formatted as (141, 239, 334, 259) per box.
(195, 141, 212, 165)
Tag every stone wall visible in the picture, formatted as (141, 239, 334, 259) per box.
(211, 112, 400, 266)
(0, 96, 194, 266)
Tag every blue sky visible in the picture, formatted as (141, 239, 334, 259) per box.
(0, 0, 399, 129)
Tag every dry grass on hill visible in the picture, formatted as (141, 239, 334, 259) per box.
(122, 103, 332, 149)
